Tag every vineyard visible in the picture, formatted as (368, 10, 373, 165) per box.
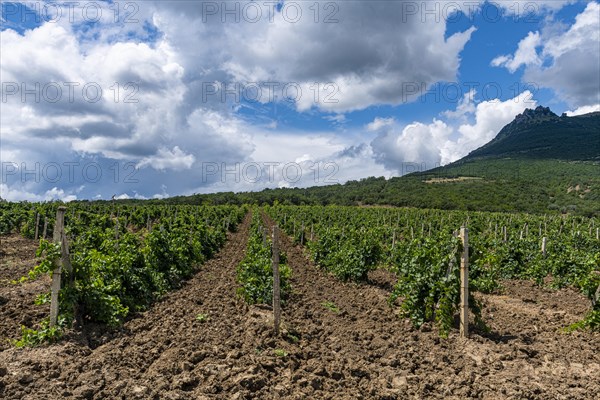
(1, 202, 247, 342)
(0, 202, 599, 399)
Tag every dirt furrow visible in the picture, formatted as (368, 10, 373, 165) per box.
(0, 234, 48, 352)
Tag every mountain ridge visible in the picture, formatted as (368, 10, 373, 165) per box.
(457, 107, 600, 162)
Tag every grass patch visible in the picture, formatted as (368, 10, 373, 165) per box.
(321, 301, 340, 313)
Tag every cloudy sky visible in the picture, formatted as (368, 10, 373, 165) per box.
(1, 0, 599, 201)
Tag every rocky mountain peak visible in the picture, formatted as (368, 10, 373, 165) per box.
(513, 106, 558, 124)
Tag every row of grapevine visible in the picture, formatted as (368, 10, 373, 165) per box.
(1, 202, 242, 237)
(10, 203, 247, 344)
(266, 205, 599, 333)
(236, 210, 291, 305)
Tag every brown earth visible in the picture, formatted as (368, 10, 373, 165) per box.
(0, 213, 598, 399)
(0, 234, 49, 352)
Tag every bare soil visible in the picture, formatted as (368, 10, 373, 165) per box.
(0, 214, 598, 399)
(0, 234, 49, 352)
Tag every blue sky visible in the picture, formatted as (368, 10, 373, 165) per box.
(1, 1, 599, 201)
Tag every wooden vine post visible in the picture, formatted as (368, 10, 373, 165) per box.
(272, 226, 281, 335)
(593, 273, 600, 309)
(50, 207, 72, 328)
(460, 227, 469, 338)
(34, 212, 40, 240)
(114, 216, 120, 248)
(542, 237, 547, 258)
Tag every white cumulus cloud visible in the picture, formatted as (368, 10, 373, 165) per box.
(565, 104, 600, 116)
(491, 31, 541, 73)
(369, 91, 537, 171)
(493, 2, 600, 108)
